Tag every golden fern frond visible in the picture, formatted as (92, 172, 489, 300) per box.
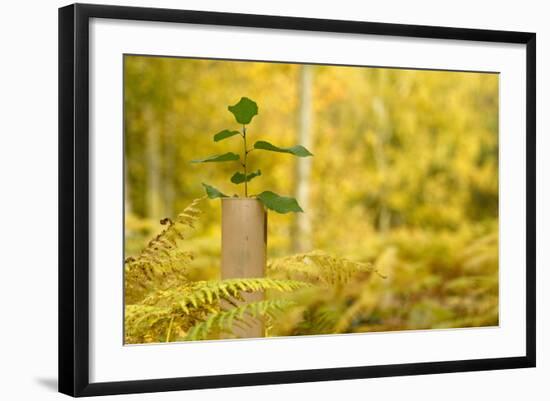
(125, 304, 173, 343)
(124, 198, 204, 304)
(142, 278, 309, 313)
(268, 250, 381, 286)
(125, 302, 207, 344)
(125, 278, 309, 343)
(130, 197, 203, 266)
(185, 299, 295, 341)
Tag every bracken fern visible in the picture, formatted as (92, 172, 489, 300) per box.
(125, 276, 309, 343)
(124, 197, 203, 304)
(268, 250, 382, 286)
(186, 299, 296, 341)
(124, 199, 385, 343)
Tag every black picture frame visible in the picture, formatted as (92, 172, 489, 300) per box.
(59, 3, 536, 397)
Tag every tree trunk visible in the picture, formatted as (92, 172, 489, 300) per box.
(292, 64, 314, 253)
(145, 107, 162, 221)
(162, 112, 175, 219)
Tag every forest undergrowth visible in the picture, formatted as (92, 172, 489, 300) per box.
(124, 198, 498, 344)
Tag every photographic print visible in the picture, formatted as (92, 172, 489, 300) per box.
(123, 55, 499, 344)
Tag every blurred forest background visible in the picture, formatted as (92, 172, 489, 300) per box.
(124, 55, 499, 343)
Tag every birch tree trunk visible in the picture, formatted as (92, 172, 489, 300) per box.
(145, 107, 162, 221)
(292, 64, 313, 253)
(372, 96, 391, 233)
(163, 112, 175, 219)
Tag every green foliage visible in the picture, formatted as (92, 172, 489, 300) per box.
(213, 129, 241, 142)
(124, 199, 315, 343)
(126, 275, 309, 343)
(125, 200, 497, 342)
(202, 183, 228, 199)
(257, 191, 304, 214)
(186, 300, 295, 341)
(124, 58, 498, 242)
(193, 97, 313, 211)
(253, 140, 313, 157)
(125, 199, 384, 343)
(228, 96, 258, 124)
(145, 278, 309, 312)
(191, 152, 240, 163)
(231, 169, 261, 184)
(124, 58, 499, 343)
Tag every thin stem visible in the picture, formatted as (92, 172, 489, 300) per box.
(243, 124, 248, 197)
(165, 315, 175, 342)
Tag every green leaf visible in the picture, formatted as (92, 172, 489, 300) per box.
(202, 183, 228, 199)
(230, 170, 262, 184)
(228, 97, 258, 125)
(191, 152, 240, 163)
(213, 129, 241, 142)
(253, 141, 313, 157)
(257, 191, 303, 214)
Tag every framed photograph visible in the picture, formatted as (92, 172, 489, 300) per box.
(58, 3, 536, 397)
